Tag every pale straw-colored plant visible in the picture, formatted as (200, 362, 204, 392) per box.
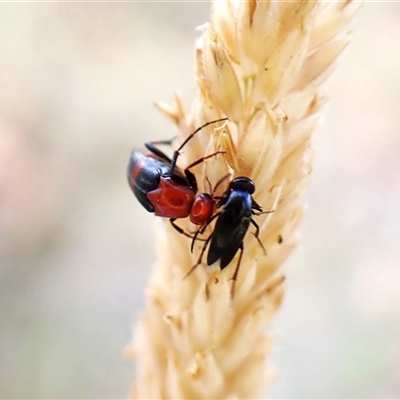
(129, 1, 360, 398)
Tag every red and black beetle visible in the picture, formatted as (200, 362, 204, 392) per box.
(127, 118, 228, 235)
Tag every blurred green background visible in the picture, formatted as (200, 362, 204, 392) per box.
(0, 2, 399, 399)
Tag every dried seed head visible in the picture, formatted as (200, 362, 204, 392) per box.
(131, 1, 361, 398)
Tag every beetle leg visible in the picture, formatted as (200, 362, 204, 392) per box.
(251, 198, 264, 213)
(185, 151, 226, 171)
(145, 139, 175, 163)
(184, 169, 198, 192)
(169, 118, 228, 172)
(175, 118, 228, 154)
(183, 151, 226, 191)
(184, 233, 213, 279)
(253, 209, 274, 216)
(212, 173, 231, 196)
(170, 219, 206, 241)
(229, 243, 244, 299)
(191, 212, 220, 253)
(249, 217, 266, 255)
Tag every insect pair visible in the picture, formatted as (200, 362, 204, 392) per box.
(127, 118, 270, 296)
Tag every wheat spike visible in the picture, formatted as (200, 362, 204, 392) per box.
(130, 1, 361, 398)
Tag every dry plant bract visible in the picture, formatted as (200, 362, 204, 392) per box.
(130, 1, 360, 398)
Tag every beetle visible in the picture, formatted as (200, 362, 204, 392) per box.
(186, 176, 272, 297)
(127, 118, 228, 236)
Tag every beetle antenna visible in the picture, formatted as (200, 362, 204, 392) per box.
(169, 118, 228, 172)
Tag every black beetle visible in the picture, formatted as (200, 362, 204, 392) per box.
(187, 177, 271, 297)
